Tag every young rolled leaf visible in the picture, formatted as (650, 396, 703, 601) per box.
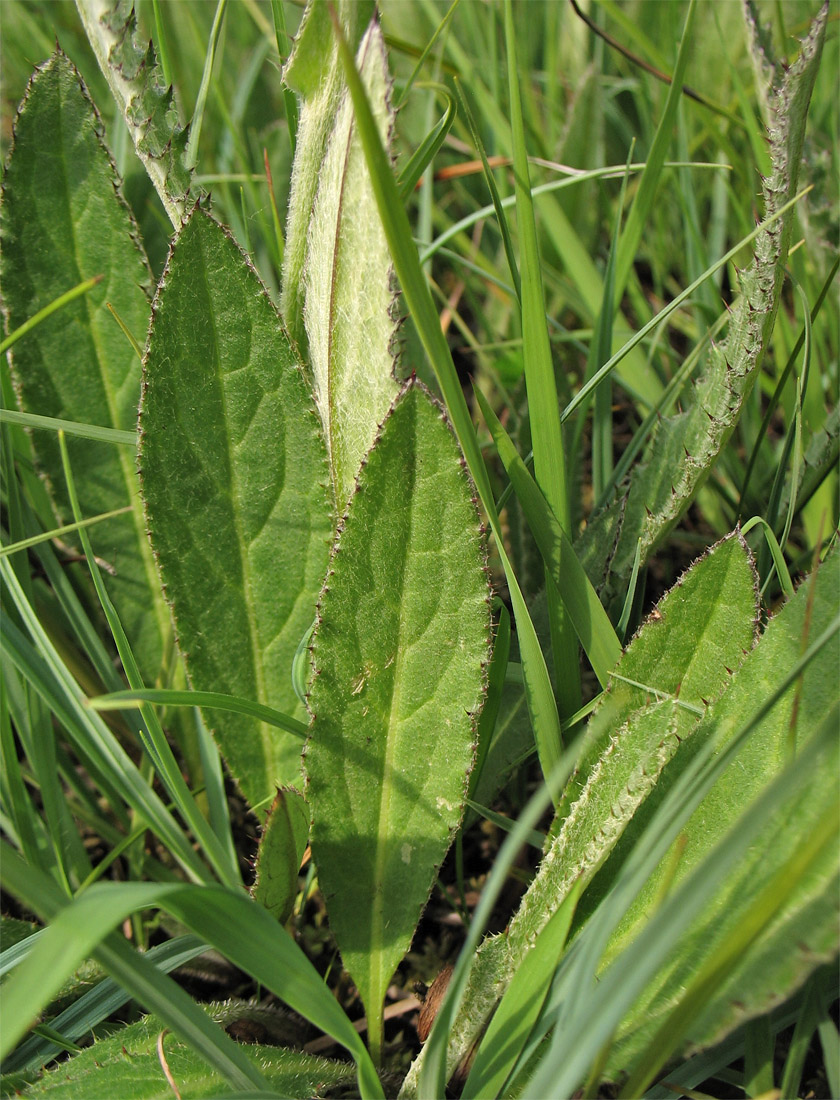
(302, 20, 400, 512)
(139, 209, 332, 807)
(252, 788, 310, 925)
(1, 50, 169, 684)
(304, 380, 491, 1063)
(576, 4, 828, 605)
(281, 0, 375, 356)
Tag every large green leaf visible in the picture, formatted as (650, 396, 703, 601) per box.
(139, 209, 332, 807)
(514, 533, 759, 948)
(304, 381, 491, 1062)
(302, 20, 399, 511)
(599, 547, 840, 1078)
(17, 1011, 353, 1099)
(1, 50, 168, 682)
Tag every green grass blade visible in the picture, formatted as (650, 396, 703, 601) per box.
(612, 0, 697, 303)
(393, 0, 460, 110)
(563, 189, 808, 426)
(397, 86, 456, 201)
(0, 507, 132, 559)
(3, 934, 208, 1074)
(461, 878, 582, 1100)
(269, 0, 299, 155)
(0, 856, 385, 1099)
(185, 0, 229, 170)
(740, 517, 795, 599)
(1, 560, 209, 884)
(475, 387, 621, 686)
(418, 162, 727, 266)
(503, 0, 579, 721)
(0, 409, 134, 446)
(454, 78, 520, 302)
(90, 689, 309, 737)
(0, 275, 102, 356)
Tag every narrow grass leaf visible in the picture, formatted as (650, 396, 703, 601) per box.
(139, 209, 332, 806)
(0, 508, 132, 560)
(397, 89, 456, 201)
(0, 854, 384, 1097)
(454, 79, 520, 302)
(3, 935, 209, 1074)
(612, 0, 697, 302)
(305, 382, 490, 1064)
(90, 689, 308, 737)
(0, 857, 267, 1093)
(0, 275, 102, 356)
(475, 386, 621, 685)
(184, 0, 228, 171)
(57, 433, 240, 888)
(1, 560, 208, 884)
(503, 0, 579, 721)
(0, 409, 134, 446)
(461, 879, 583, 1100)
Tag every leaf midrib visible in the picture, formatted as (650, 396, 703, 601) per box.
(369, 409, 416, 1005)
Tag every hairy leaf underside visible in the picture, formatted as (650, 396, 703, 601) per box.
(74, 0, 196, 226)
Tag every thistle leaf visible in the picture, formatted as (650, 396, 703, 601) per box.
(139, 209, 332, 806)
(1, 50, 168, 682)
(304, 381, 490, 1061)
(576, 4, 828, 604)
